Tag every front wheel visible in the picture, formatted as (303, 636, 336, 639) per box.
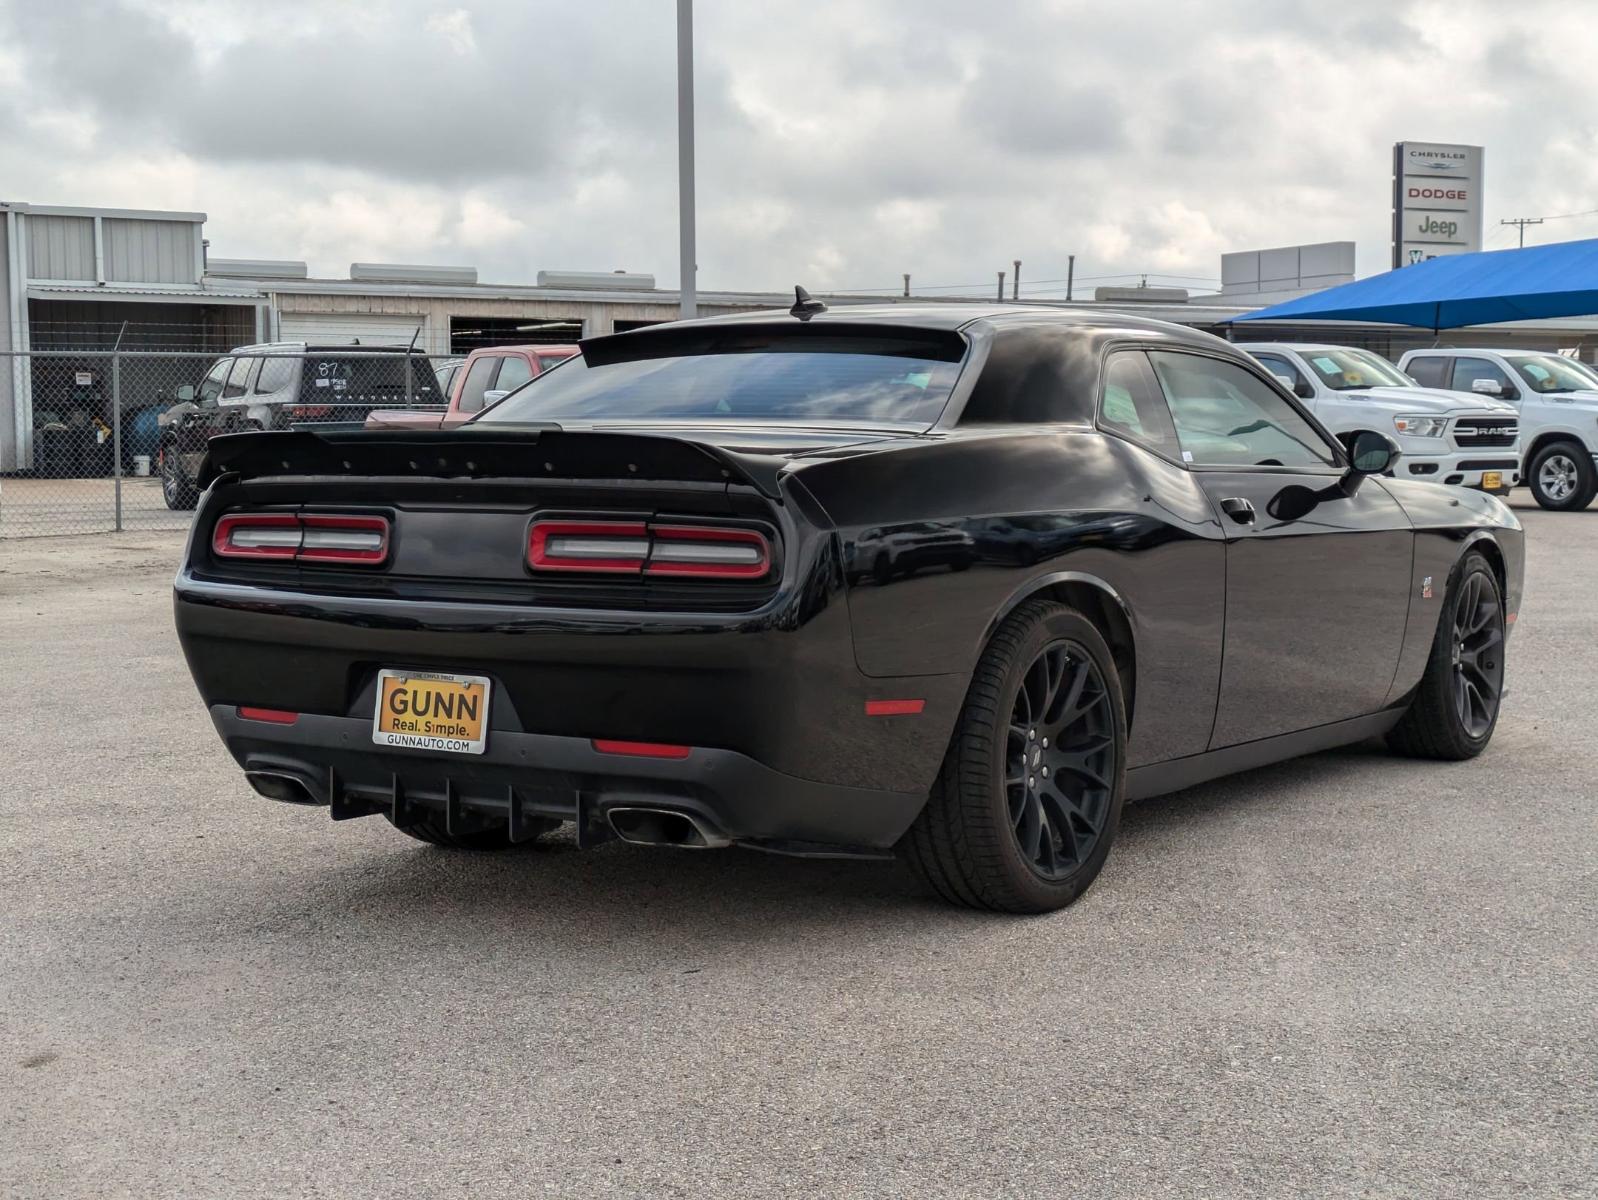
(900, 600, 1127, 913)
(1527, 440, 1596, 511)
(1387, 551, 1506, 760)
(159, 442, 197, 510)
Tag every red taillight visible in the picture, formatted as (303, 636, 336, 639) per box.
(528, 520, 650, 573)
(591, 739, 693, 759)
(213, 512, 390, 565)
(646, 525, 771, 579)
(238, 706, 299, 724)
(527, 519, 771, 580)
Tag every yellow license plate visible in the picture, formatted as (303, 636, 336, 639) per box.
(1481, 471, 1503, 490)
(372, 670, 490, 755)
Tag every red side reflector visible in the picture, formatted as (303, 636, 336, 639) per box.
(238, 706, 299, 725)
(591, 739, 693, 759)
(865, 699, 925, 716)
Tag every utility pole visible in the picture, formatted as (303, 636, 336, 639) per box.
(1066, 254, 1075, 302)
(676, 0, 696, 318)
(1500, 217, 1543, 248)
(1012, 260, 1021, 301)
(903, 273, 910, 297)
(996, 271, 1005, 301)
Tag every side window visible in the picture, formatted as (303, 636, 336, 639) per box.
(1098, 351, 1180, 459)
(1148, 351, 1338, 469)
(222, 356, 255, 400)
(1404, 356, 1448, 388)
(456, 356, 499, 414)
(494, 355, 533, 395)
(196, 358, 232, 404)
(1251, 353, 1308, 395)
(254, 355, 296, 394)
(1450, 356, 1513, 396)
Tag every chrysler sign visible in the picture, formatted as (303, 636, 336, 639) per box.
(1392, 142, 1484, 267)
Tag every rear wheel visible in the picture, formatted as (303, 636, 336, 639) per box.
(1528, 440, 1596, 511)
(389, 815, 559, 849)
(901, 600, 1127, 913)
(160, 442, 197, 510)
(1388, 551, 1505, 760)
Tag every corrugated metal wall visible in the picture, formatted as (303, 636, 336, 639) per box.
(26, 215, 96, 281)
(102, 218, 198, 285)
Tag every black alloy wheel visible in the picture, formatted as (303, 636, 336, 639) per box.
(1388, 551, 1505, 760)
(1005, 642, 1116, 881)
(1449, 568, 1505, 739)
(900, 600, 1128, 913)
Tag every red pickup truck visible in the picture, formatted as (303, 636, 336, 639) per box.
(365, 344, 577, 431)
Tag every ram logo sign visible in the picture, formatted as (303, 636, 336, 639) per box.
(1393, 142, 1484, 267)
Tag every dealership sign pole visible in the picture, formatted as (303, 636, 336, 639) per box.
(1392, 141, 1485, 268)
(677, 0, 697, 319)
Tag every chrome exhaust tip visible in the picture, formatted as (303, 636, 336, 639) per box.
(245, 770, 320, 806)
(605, 806, 730, 849)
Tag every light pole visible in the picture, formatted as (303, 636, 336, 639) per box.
(677, 0, 697, 319)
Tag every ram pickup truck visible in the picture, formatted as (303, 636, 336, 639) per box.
(1241, 343, 1519, 494)
(1398, 347, 1598, 511)
(365, 344, 577, 431)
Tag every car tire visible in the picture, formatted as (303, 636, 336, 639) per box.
(1527, 440, 1597, 511)
(159, 441, 197, 510)
(1387, 551, 1506, 761)
(389, 814, 559, 850)
(900, 599, 1127, 913)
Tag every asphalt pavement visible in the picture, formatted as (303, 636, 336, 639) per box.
(2, 497, 1594, 1198)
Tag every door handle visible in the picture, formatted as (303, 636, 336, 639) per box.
(1220, 497, 1256, 525)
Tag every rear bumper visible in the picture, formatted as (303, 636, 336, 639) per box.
(214, 705, 926, 852)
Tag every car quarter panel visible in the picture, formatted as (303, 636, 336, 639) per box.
(1374, 478, 1525, 708)
(789, 430, 1228, 767)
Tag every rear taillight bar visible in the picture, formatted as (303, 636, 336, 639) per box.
(214, 513, 390, 565)
(527, 519, 772, 580)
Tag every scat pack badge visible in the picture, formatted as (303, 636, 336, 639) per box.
(1421, 576, 1434, 600)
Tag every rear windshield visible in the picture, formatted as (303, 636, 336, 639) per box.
(298, 353, 442, 402)
(476, 332, 964, 426)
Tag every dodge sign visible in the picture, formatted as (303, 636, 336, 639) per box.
(1392, 142, 1484, 267)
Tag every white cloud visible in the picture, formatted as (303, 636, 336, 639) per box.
(0, 0, 1595, 294)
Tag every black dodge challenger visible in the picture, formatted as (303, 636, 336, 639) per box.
(174, 303, 1523, 912)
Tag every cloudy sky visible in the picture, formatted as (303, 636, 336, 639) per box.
(2, 0, 1595, 297)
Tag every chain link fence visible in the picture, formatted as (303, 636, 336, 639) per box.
(0, 348, 460, 539)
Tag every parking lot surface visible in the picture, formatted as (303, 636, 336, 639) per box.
(3, 498, 1594, 1198)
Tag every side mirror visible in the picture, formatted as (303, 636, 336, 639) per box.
(1348, 430, 1400, 476)
(175, 384, 195, 402)
(1471, 377, 1506, 397)
(481, 389, 509, 406)
(1295, 381, 1316, 401)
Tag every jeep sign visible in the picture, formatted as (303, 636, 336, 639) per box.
(1392, 142, 1484, 267)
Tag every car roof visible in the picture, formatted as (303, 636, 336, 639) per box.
(1236, 342, 1376, 353)
(464, 343, 579, 357)
(596, 303, 1231, 358)
(226, 341, 420, 353)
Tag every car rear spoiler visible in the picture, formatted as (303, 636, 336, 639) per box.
(196, 427, 785, 498)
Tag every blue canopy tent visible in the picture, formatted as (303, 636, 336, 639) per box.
(1230, 238, 1598, 332)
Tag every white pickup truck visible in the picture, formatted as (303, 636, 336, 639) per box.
(1397, 348, 1598, 511)
(1240, 343, 1520, 495)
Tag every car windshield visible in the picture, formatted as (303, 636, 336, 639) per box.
(1507, 354, 1596, 394)
(476, 333, 964, 426)
(1300, 348, 1411, 390)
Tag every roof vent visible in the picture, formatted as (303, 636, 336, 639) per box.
(349, 263, 478, 285)
(536, 270, 656, 290)
(207, 258, 309, 280)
